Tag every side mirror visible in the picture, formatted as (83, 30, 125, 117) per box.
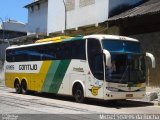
(103, 50, 111, 67)
(146, 52, 156, 68)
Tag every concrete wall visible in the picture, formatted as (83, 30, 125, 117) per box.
(0, 68, 4, 86)
(0, 30, 27, 39)
(48, 0, 109, 33)
(131, 32, 160, 87)
(48, 0, 66, 34)
(0, 42, 9, 61)
(27, 0, 48, 34)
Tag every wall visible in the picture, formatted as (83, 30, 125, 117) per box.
(67, 0, 109, 30)
(48, 0, 109, 34)
(27, 0, 48, 34)
(131, 32, 160, 87)
(48, 0, 66, 34)
(0, 68, 4, 86)
(0, 42, 9, 61)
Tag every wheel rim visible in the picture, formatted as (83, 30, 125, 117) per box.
(21, 83, 27, 94)
(75, 89, 82, 101)
(15, 83, 20, 93)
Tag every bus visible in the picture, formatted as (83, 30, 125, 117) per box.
(4, 35, 155, 103)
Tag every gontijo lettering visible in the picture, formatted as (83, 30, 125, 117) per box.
(19, 64, 37, 70)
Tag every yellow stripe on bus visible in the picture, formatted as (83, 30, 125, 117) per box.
(35, 36, 71, 43)
(5, 61, 52, 92)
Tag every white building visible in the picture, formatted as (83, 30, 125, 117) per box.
(25, 0, 142, 35)
(1, 20, 27, 33)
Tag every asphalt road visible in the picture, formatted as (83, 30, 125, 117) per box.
(0, 86, 160, 120)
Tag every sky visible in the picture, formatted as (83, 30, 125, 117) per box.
(0, 0, 33, 23)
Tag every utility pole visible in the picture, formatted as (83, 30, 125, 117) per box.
(63, 0, 67, 35)
(0, 18, 5, 66)
(0, 18, 5, 42)
(0, 18, 10, 46)
(0, 18, 10, 66)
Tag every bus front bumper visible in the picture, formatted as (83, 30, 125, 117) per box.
(104, 91, 146, 100)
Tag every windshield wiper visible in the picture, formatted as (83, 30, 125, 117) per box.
(119, 65, 129, 83)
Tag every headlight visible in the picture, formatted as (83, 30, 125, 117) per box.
(106, 87, 119, 92)
(139, 87, 146, 91)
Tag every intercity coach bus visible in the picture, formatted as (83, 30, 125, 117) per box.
(4, 35, 155, 102)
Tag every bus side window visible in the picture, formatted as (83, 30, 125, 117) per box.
(6, 50, 12, 62)
(71, 40, 86, 60)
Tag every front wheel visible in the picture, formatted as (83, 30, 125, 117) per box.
(73, 85, 84, 103)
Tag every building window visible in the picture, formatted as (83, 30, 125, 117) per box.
(29, 6, 34, 13)
(36, 28, 40, 34)
(66, 0, 75, 11)
(35, 3, 40, 10)
(79, 0, 95, 8)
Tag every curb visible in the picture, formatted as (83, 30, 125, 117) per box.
(151, 101, 159, 106)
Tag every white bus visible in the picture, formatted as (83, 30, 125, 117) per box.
(5, 35, 155, 102)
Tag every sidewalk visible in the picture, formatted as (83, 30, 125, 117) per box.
(144, 87, 160, 106)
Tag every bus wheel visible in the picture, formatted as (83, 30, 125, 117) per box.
(21, 81, 28, 95)
(14, 81, 21, 94)
(73, 84, 84, 103)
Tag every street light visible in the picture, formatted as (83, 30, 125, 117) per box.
(63, 0, 67, 35)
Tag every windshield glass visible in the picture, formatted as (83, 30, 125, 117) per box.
(102, 39, 146, 84)
(106, 53, 146, 83)
(102, 39, 140, 53)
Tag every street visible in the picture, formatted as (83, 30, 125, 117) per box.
(0, 86, 160, 120)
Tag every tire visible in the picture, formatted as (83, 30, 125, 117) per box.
(14, 81, 21, 94)
(21, 81, 28, 95)
(73, 84, 84, 103)
(106, 100, 118, 105)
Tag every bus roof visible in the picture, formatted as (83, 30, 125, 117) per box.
(6, 36, 83, 50)
(6, 35, 139, 50)
(35, 36, 72, 43)
(84, 34, 139, 42)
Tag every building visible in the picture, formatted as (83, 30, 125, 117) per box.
(107, 0, 160, 87)
(0, 20, 27, 61)
(25, 0, 143, 35)
(0, 19, 27, 39)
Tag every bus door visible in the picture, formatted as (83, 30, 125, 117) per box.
(86, 38, 104, 99)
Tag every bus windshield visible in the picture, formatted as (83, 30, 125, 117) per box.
(102, 39, 140, 53)
(106, 53, 146, 83)
(102, 39, 146, 84)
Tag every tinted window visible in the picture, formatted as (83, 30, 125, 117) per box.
(6, 40, 86, 62)
(102, 40, 141, 53)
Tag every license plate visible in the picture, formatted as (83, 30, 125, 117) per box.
(126, 94, 133, 97)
